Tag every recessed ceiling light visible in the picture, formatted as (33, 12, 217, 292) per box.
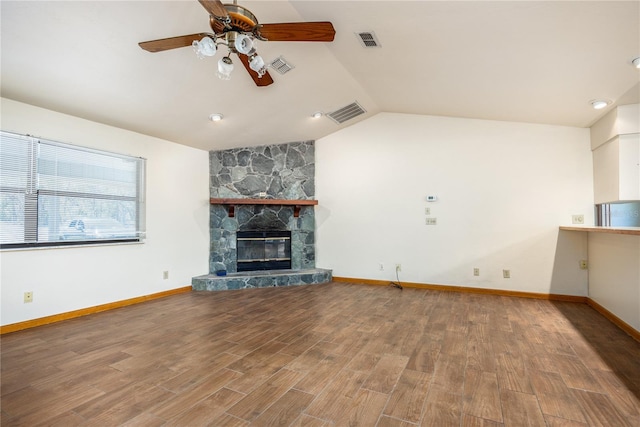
(311, 112, 323, 119)
(209, 113, 224, 122)
(632, 57, 640, 69)
(590, 100, 611, 110)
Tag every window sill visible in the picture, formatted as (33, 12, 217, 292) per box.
(0, 239, 144, 252)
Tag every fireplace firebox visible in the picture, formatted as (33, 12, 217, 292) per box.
(236, 230, 292, 272)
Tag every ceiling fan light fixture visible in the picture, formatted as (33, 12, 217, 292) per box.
(234, 34, 254, 54)
(590, 99, 611, 110)
(249, 54, 266, 77)
(217, 56, 234, 80)
(138, 0, 336, 88)
(192, 36, 216, 59)
(209, 113, 224, 122)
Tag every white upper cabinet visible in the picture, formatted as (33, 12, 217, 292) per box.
(591, 105, 640, 204)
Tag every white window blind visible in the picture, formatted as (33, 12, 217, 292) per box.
(0, 130, 146, 248)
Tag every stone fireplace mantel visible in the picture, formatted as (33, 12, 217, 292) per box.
(210, 197, 318, 218)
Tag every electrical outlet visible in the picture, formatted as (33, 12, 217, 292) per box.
(503, 269, 511, 279)
(24, 291, 33, 303)
(579, 260, 588, 270)
(473, 268, 480, 276)
(424, 207, 431, 215)
(425, 217, 437, 225)
(163, 271, 169, 280)
(571, 214, 585, 224)
(395, 264, 402, 272)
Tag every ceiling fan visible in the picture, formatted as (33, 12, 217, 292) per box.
(139, 0, 336, 87)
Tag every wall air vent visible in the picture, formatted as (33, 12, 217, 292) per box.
(326, 102, 367, 124)
(356, 31, 381, 48)
(269, 56, 295, 75)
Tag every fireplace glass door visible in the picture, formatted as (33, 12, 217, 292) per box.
(237, 231, 292, 272)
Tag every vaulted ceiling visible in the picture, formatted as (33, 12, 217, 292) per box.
(2, 1, 639, 151)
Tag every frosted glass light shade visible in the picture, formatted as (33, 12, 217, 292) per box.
(217, 57, 234, 80)
(192, 37, 216, 59)
(249, 54, 265, 76)
(234, 34, 254, 54)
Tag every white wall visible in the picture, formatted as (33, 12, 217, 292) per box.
(0, 98, 210, 326)
(588, 233, 640, 331)
(316, 113, 593, 296)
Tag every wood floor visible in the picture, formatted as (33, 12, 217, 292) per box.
(1, 282, 639, 426)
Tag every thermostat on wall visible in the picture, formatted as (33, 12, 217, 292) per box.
(426, 195, 438, 202)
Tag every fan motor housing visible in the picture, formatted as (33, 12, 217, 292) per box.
(210, 4, 258, 33)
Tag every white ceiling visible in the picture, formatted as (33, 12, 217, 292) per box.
(2, 1, 639, 152)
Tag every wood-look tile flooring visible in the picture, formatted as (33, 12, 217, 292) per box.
(1, 282, 639, 426)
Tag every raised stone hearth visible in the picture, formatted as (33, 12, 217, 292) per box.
(192, 268, 332, 291)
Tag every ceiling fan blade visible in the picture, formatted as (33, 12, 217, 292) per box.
(257, 22, 335, 42)
(237, 54, 274, 87)
(139, 33, 212, 52)
(198, 0, 229, 18)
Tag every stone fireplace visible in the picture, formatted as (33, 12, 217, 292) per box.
(208, 141, 316, 273)
(192, 141, 331, 291)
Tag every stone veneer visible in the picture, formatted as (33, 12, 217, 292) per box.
(192, 268, 332, 291)
(208, 141, 317, 274)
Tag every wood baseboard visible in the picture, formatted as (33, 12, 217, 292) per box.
(0, 286, 192, 335)
(332, 276, 588, 303)
(587, 298, 640, 342)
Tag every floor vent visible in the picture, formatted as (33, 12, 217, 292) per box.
(269, 56, 295, 74)
(326, 102, 367, 124)
(356, 31, 381, 48)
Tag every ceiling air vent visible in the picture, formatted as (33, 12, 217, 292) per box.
(356, 31, 381, 48)
(269, 56, 295, 75)
(326, 102, 367, 124)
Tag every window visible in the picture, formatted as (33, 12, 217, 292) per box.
(0, 131, 146, 248)
(595, 201, 640, 227)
